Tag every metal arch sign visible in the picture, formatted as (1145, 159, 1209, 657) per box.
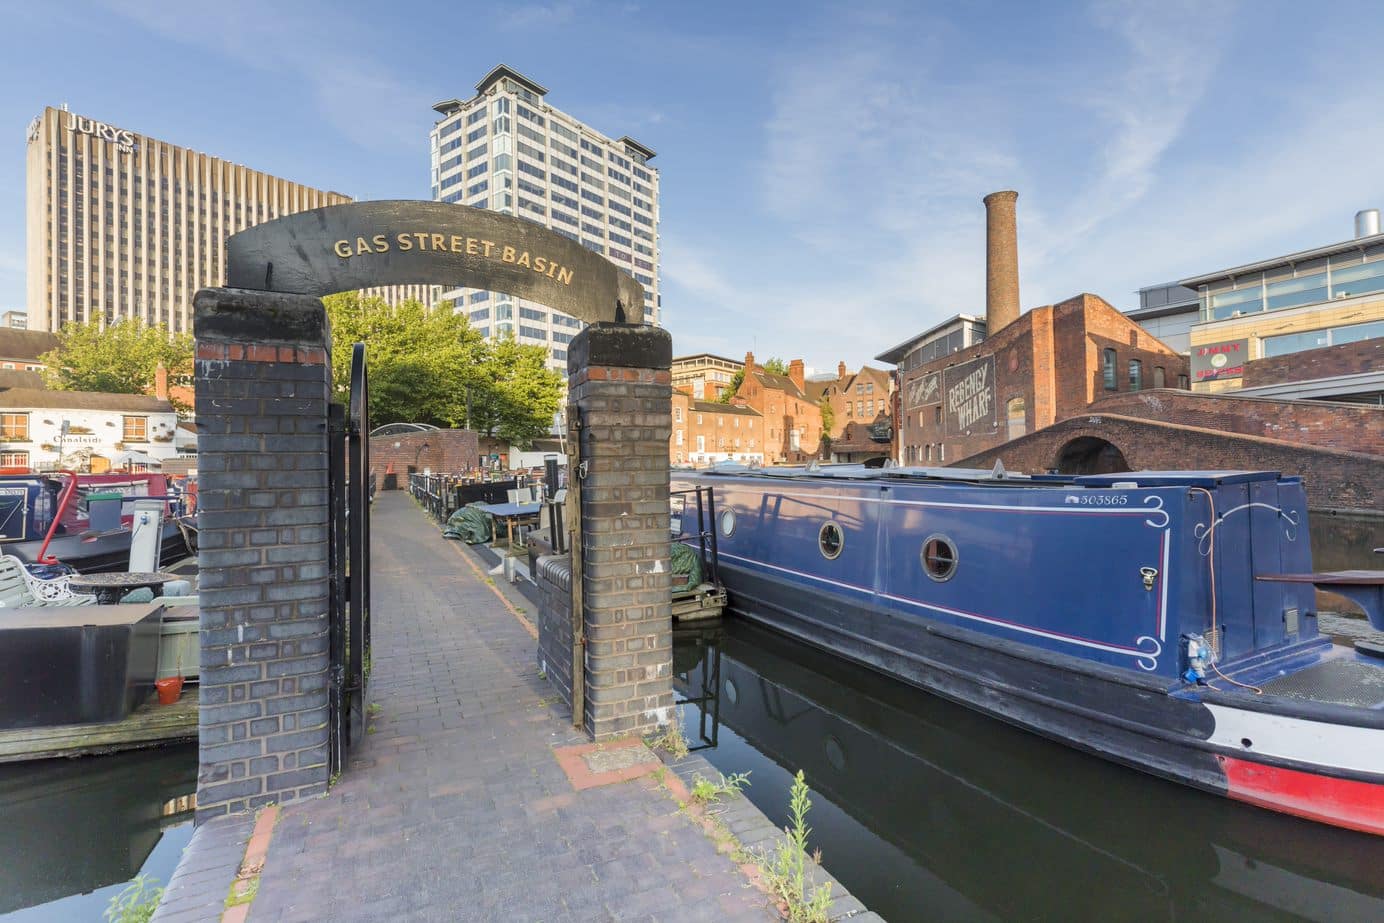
(225, 200, 646, 324)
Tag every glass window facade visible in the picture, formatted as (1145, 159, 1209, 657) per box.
(1262, 319, 1384, 357)
(1202, 253, 1384, 320)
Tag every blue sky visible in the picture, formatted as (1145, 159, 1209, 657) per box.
(3, 0, 1383, 373)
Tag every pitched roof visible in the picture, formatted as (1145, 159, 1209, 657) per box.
(0, 329, 59, 362)
(0, 369, 45, 390)
(0, 388, 175, 412)
(692, 400, 760, 417)
(751, 370, 807, 400)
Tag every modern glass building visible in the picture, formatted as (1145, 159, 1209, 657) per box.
(429, 66, 660, 372)
(1154, 211, 1384, 398)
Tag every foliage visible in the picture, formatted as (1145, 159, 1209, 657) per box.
(717, 356, 788, 403)
(761, 771, 833, 923)
(690, 770, 751, 805)
(646, 720, 690, 759)
(41, 319, 192, 409)
(105, 874, 163, 923)
(323, 294, 562, 447)
(818, 398, 835, 437)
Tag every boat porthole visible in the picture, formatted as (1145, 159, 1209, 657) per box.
(1241, 738, 1253, 750)
(921, 534, 958, 582)
(824, 735, 847, 772)
(819, 522, 844, 560)
(719, 508, 736, 538)
(724, 679, 738, 705)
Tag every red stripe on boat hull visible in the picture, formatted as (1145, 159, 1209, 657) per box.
(1219, 755, 1384, 836)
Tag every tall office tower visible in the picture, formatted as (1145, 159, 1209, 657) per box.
(430, 66, 661, 371)
(25, 106, 353, 333)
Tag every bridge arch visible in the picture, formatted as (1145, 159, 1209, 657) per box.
(1053, 436, 1131, 475)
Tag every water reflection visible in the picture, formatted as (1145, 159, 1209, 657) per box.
(1311, 513, 1384, 618)
(675, 620, 1384, 923)
(0, 744, 196, 917)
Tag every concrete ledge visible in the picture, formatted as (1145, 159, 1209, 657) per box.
(568, 323, 672, 371)
(193, 288, 329, 347)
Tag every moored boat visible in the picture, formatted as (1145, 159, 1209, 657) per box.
(0, 472, 194, 574)
(671, 463, 1384, 835)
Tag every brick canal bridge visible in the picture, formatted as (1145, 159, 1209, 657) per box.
(958, 389, 1384, 513)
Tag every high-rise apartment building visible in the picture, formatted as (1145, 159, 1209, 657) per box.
(430, 66, 660, 370)
(25, 105, 352, 333)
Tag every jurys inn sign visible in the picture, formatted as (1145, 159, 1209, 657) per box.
(30, 112, 137, 154)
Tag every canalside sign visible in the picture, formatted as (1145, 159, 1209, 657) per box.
(1191, 338, 1249, 382)
(942, 355, 996, 436)
(225, 200, 646, 325)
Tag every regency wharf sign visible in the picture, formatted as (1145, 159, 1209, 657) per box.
(225, 200, 644, 326)
(942, 355, 996, 436)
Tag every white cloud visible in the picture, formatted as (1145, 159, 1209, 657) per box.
(99, 0, 426, 153)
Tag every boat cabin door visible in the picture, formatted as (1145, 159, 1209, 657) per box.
(128, 499, 165, 572)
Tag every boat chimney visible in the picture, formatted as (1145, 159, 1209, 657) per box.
(1356, 208, 1380, 238)
(983, 190, 1020, 333)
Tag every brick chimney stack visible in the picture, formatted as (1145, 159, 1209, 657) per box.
(788, 359, 805, 391)
(983, 190, 1020, 333)
(155, 363, 169, 402)
(744, 351, 755, 375)
(837, 361, 847, 379)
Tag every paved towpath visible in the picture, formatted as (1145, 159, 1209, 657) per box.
(158, 491, 774, 922)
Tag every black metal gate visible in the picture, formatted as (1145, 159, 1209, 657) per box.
(328, 343, 371, 775)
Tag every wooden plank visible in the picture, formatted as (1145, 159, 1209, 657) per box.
(0, 687, 198, 763)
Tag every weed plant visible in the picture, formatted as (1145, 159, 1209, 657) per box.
(762, 771, 833, 923)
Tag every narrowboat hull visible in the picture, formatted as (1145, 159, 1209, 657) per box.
(676, 466, 1384, 835)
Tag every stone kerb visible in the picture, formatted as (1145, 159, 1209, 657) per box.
(564, 323, 675, 740)
(193, 287, 333, 822)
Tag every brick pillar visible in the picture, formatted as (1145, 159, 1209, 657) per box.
(193, 288, 332, 822)
(568, 324, 674, 740)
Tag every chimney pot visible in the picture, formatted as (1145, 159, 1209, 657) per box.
(983, 190, 1020, 333)
(744, 352, 754, 373)
(837, 361, 847, 379)
(788, 359, 805, 390)
(154, 363, 169, 402)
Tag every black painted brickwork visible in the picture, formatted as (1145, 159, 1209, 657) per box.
(194, 289, 333, 822)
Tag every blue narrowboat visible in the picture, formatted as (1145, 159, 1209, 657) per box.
(671, 463, 1384, 835)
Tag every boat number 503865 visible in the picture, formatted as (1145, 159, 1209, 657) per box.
(1064, 494, 1129, 505)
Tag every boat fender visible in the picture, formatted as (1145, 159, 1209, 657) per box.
(1182, 633, 1211, 683)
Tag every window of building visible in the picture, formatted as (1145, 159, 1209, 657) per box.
(1102, 349, 1117, 390)
(122, 416, 148, 442)
(1178, 374, 1189, 389)
(1262, 319, 1384, 358)
(0, 450, 29, 468)
(1153, 366, 1166, 388)
(1006, 397, 1026, 440)
(675, 429, 683, 445)
(934, 406, 943, 425)
(0, 413, 29, 440)
(1128, 359, 1143, 392)
(674, 407, 682, 422)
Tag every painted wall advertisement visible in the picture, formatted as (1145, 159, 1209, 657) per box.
(1191, 338, 1249, 382)
(905, 371, 941, 410)
(943, 355, 997, 436)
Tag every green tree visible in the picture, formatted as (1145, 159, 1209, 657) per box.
(325, 293, 485, 427)
(322, 293, 563, 446)
(40, 319, 193, 406)
(466, 334, 564, 447)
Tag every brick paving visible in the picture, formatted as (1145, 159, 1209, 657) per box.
(164, 491, 775, 922)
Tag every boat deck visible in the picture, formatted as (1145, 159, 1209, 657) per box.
(0, 686, 198, 763)
(1259, 660, 1384, 709)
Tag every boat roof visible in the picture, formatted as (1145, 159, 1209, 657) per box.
(689, 463, 1289, 488)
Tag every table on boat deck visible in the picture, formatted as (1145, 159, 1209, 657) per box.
(68, 571, 180, 605)
(473, 501, 543, 548)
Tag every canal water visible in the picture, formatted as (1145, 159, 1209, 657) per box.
(674, 620, 1384, 922)
(0, 743, 195, 921)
